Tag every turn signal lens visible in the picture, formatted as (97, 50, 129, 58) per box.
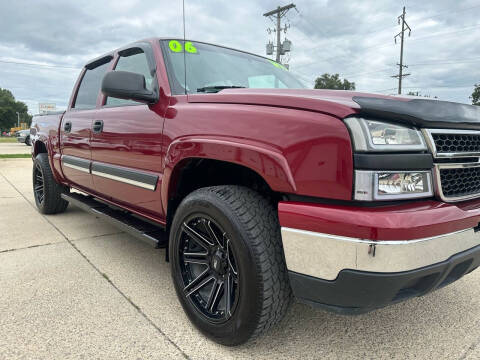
(377, 172, 429, 195)
(355, 170, 433, 201)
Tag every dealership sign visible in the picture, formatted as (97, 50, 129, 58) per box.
(39, 103, 56, 114)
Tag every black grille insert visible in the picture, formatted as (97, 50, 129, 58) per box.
(439, 167, 480, 198)
(432, 133, 480, 154)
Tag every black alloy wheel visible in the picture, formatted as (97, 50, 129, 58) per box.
(170, 186, 292, 346)
(32, 153, 69, 214)
(179, 216, 239, 322)
(33, 163, 45, 205)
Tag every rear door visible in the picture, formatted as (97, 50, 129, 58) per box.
(90, 44, 166, 217)
(60, 57, 112, 191)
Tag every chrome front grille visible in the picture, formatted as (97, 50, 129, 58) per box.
(438, 165, 480, 198)
(432, 133, 480, 154)
(423, 129, 480, 202)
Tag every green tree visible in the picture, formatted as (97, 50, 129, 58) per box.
(0, 88, 31, 132)
(314, 73, 355, 90)
(471, 84, 480, 106)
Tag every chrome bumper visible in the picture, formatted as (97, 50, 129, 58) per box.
(281, 227, 480, 281)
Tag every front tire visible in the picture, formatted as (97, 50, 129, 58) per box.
(169, 186, 291, 346)
(33, 153, 69, 214)
(25, 136, 31, 146)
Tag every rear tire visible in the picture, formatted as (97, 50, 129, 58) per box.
(33, 153, 69, 214)
(169, 186, 292, 346)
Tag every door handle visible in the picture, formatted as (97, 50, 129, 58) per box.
(64, 121, 72, 132)
(92, 120, 104, 133)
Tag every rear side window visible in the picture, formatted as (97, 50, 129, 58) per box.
(73, 60, 111, 109)
(106, 49, 153, 106)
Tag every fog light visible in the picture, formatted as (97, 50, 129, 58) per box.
(355, 170, 433, 201)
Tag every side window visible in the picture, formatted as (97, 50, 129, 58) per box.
(106, 49, 153, 106)
(73, 60, 111, 109)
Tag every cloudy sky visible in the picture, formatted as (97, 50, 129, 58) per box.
(1, 0, 479, 114)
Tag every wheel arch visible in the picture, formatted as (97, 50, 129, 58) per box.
(162, 138, 296, 223)
(33, 140, 48, 156)
(33, 139, 65, 184)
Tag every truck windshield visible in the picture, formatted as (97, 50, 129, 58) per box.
(161, 40, 306, 94)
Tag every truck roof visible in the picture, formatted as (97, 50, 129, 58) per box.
(84, 37, 278, 70)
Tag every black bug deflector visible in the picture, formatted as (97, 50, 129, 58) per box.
(353, 96, 480, 130)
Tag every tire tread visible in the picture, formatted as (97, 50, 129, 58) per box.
(34, 153, 68, 214)
(202, 185, 292, 341)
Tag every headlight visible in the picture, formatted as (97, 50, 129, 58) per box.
(355, 170, 433, 201)
(344, 117, 427, 151)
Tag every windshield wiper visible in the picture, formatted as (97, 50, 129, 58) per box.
(196, 85, 246, 93)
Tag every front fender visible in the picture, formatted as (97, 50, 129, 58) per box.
(162, 136, 297, 211)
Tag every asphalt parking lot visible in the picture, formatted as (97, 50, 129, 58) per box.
(2, 155, 480, 359)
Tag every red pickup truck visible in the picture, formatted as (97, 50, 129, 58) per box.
(31, 38, 480, 345)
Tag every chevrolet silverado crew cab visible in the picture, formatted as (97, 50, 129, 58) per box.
(30, 38, 480, 346)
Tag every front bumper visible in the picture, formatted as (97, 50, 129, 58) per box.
(289, 244, 480, 314)
(16, 136, 26, 143)
(279, 200, 480, 313)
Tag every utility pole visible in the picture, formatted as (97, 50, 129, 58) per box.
(392, 6, 412, 94)
(264, 4, 295, 63)
(15, 112, 20, 127)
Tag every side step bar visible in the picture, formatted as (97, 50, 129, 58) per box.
(61, 192, 167, 248)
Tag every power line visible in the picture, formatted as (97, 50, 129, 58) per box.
(337, 57, 480, 80)
(292, 3, 480, 65)
(293, 22, 480, 71)
(374, 84, 474, 93)
(291, 6, 480, 71)
(409, 3, 480, 23)
(408, 23, 480, 42)
(293, 41, 395, 70)
(404, 84, 474, 89)
(409, 57, 480, 66)
(0, 59, 80, 70)
(341, 67, 395, 78)
(341, 56, 480, 79)
(373, 87, 398, 93)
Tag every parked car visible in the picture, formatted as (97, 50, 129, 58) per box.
(30, 38, 480, 345)
(16, 129, 31, 145)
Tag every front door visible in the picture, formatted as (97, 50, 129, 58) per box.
(90, 45, 166, 218)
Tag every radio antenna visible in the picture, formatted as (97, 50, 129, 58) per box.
(182, 0, 187, 95)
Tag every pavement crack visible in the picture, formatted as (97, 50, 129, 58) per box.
(0, 242, 57, 254)
(71, 231, 125, 242)
(459, 330, 480, 359)
(64, 238, 191, 360)
(1, 171, 191, 360)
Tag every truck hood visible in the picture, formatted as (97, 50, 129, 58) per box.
(188, 89, 480, 130)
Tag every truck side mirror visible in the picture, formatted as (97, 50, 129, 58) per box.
(101, 71, 157, 104)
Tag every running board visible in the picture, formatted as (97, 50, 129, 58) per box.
(61, 192, 167, 248)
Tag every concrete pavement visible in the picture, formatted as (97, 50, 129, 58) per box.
(0, 141, 31, 154)
(1, 158, 480, 359)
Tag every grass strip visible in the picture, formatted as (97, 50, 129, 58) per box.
(0, 153, 31, 159)
(0, 138, 18, 143)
